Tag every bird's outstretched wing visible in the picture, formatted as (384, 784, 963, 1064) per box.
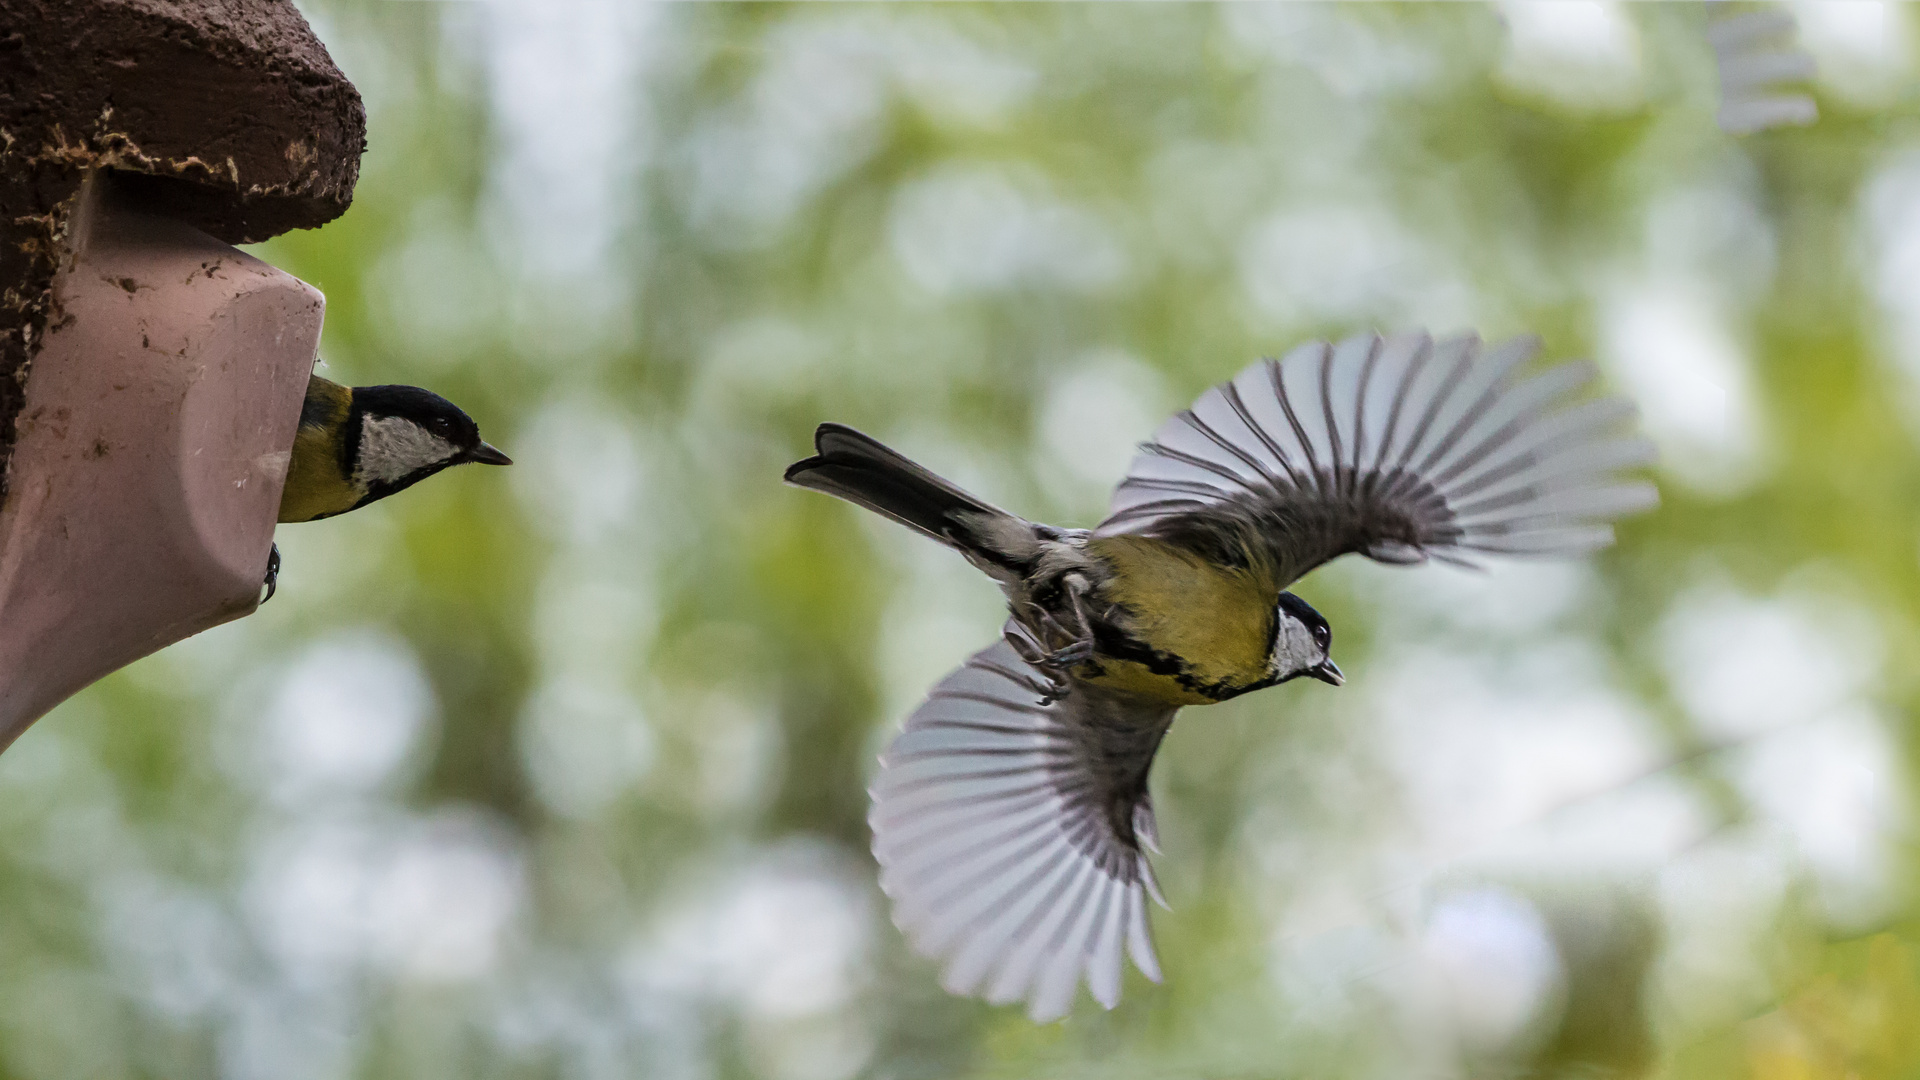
(870, 640, 1175, 1022)
(1708, 8, 1817, 135)
(1097, 332, 1657, 587)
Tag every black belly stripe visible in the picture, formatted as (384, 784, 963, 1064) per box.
(1086, 623, 1271, 703)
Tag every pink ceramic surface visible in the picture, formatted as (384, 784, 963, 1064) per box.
(0, 177, 322, 748)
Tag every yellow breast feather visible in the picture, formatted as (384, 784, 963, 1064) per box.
(277, 377, 361, 523)
(1080, 534, 1279, 704)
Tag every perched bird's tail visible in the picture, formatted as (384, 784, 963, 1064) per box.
(785, 423, 1039, 574)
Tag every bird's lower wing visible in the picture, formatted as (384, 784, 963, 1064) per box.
(1097, 331, 1658, 586)
(870, 641, 1176, 1022)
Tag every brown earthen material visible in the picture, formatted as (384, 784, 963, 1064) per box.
(0, 177, 320, 748)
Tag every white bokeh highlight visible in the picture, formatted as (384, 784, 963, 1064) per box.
(1657, 578, 1881, 742)
(1859, 149, 1920, 436)
(889, 163, 1126, 296)
(681, 15, 1032, 247)
(1033, 349, 1173, 515)
(1419, 887, 1564, 1052)
(254, 632, 435, 805)
(1497, 1, 1645, 114)
(1238, 204, 1477, 329)
(484, 0, 660, 278)
(1600, 282, 1769, 496)
(243, 808, 524, 987)
(1658, 576, 1906, 929)
(620, 843, 877, 1080)
(520, 675, 657, 820)
(1791, 0, 1912, 108)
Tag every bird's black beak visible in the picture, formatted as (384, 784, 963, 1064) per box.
(466, 441, 512, 466)
(1309, 659, 1344, 686)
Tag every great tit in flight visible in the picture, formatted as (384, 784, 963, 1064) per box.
(785, 331, 1656, 1021)
(265, 374, 510, 598)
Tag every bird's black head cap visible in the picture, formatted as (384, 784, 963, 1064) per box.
(344, 384, 511, 509)
(353, 384, 485, 452)
(1277, 591, 1330, 647)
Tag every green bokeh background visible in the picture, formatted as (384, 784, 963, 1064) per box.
(10, 3, 1920, 1077)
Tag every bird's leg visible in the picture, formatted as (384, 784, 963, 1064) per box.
(260, 543, 280, 605)
(1035, 573, 1096, 668)
(1004, 574, 1098, 705)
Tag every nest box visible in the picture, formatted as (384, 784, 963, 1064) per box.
(0, 0, 366, 747)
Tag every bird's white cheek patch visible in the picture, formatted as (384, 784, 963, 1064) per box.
(1272, 618, 1321, 678)
(354, 415, 459, 487)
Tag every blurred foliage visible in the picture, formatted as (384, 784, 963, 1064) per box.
(10, 2, 1920, 1078)
(1745, 935, 1920, 1080)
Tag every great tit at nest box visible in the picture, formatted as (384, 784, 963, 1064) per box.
(786, 331, 1656, 1021)
(266, 375, 511, 598)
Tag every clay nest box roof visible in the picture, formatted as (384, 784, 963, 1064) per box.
(0, 0, 366, 504)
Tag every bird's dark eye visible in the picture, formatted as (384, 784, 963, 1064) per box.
(1312, 625, 1330, 650)
(428, 417, 453, 436)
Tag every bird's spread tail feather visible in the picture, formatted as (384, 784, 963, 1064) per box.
(785, 424, 1033, 571)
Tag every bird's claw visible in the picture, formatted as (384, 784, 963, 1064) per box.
(1003, 622, 1050, 668)
(1041, 639, 1095, 668)
(1033, 642, 1092, 705)
(261, 543, 280, 605)
(1002, 622, 1085, 705)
